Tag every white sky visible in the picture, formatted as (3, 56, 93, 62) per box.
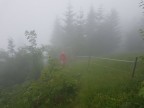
(0, 0, 143, 49)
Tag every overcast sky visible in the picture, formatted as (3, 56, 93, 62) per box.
(0, 0, 143, 49)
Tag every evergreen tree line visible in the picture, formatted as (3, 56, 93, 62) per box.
(51, 5, 120, 56)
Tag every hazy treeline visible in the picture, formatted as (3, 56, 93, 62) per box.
(123, 20, 144, 53)
(0, 30, 49, 87)
(51, 5, 144, 56)
(51, 5, 120, 56)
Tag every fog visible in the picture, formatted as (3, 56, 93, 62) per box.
(1, 1, 144, 107)
(0, 0, 142, 49)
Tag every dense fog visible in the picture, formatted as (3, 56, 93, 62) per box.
(1, 1, 144, 107)
(0, 0, 144, 91)
(0, 0, 144, 85)
(0, 0, 143, 49)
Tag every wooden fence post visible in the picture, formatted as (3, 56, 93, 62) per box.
(132, 57, 138, 78)
(87, 56, 91, 71)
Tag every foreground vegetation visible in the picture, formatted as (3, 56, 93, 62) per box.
(0, 56, 144, 108)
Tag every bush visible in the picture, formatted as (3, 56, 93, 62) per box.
(6, 59, 79, 108)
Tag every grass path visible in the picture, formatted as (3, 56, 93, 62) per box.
(65, 58, 144, 107)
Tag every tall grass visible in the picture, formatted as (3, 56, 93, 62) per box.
(0, 56, 144, 108)
(69, 57, 144, 108)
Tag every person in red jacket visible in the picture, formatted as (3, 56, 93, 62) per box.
(59, 51, 67, 65)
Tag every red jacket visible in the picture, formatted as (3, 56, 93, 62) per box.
(60, 52, 67, 62)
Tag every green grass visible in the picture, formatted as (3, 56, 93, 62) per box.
(66, 57, 144, 108)
(1, 55, 144, 108)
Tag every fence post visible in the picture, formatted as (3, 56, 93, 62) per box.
(87, 56, 91, 71)
(132, 57, 138, 78)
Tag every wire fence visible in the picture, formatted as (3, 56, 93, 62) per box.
(77, 56, 136, 62)
(76, 56, 140, 78)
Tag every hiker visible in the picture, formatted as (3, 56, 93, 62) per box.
(59, 51, 67, 65)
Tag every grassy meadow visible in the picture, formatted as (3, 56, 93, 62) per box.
(1, 55, 144, 108)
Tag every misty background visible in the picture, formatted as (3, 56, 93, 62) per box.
(1, 1, 144, 107)
(0, 0, 143, 50)
(0, 0, 144, 87)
